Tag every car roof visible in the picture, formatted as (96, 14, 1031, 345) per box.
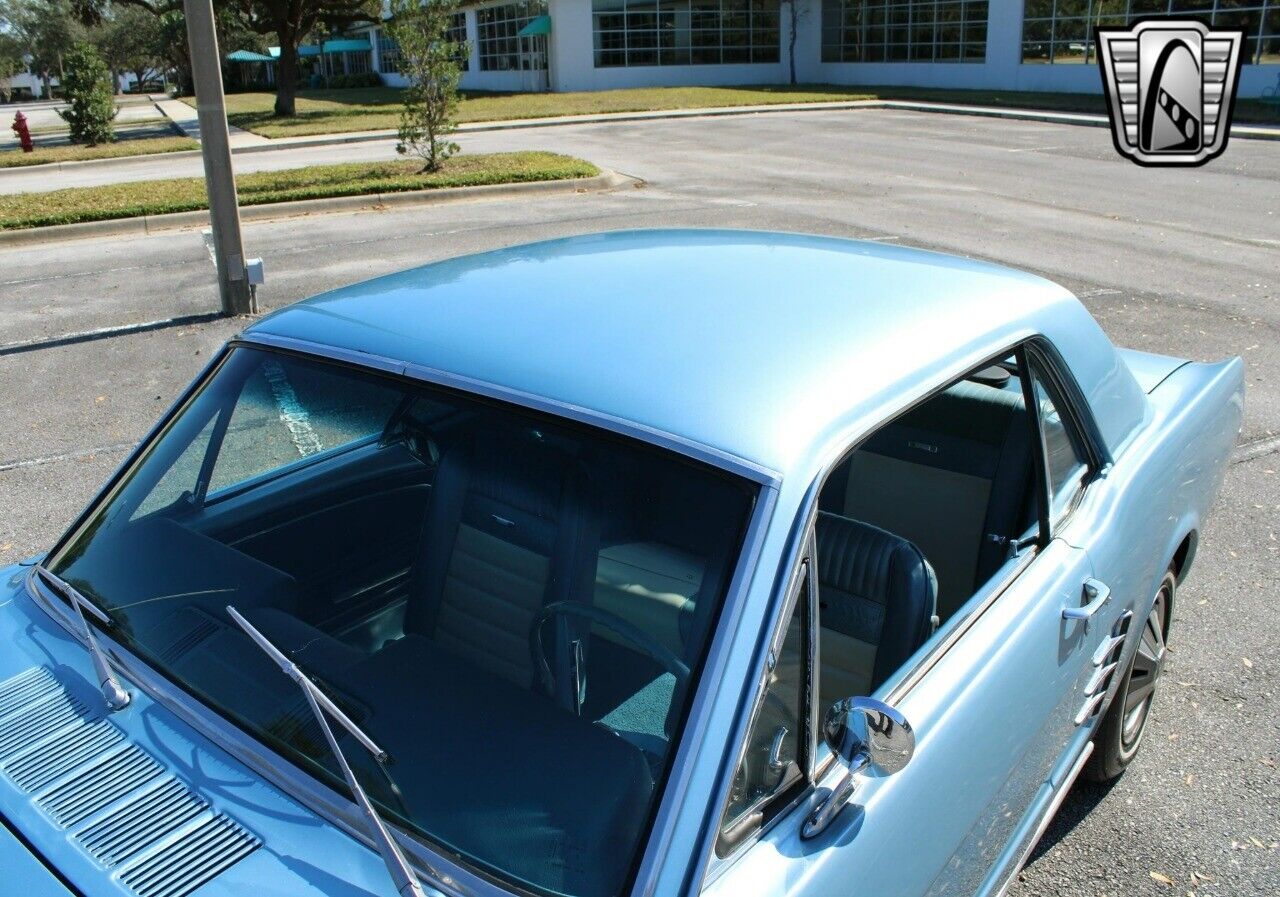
(244, 229, 1081, 479)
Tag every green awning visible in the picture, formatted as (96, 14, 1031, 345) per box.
(517, 15, 551, 36)
(321, 38, 372, 53)
(226, 50, 275, 63)
(268, 46, 320, 58)
(268, 41, 370, 57)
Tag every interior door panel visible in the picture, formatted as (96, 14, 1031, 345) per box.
(190, 441, 433, 631)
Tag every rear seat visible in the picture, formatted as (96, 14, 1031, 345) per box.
(822, 379, 1032, 620)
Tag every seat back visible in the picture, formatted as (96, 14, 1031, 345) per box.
(822, 379, 1031, 620)
(816, 512, 937, 711)
(405, 429, 597, 693)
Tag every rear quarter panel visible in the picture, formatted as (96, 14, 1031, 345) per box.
(1062, 355, 1244, 640)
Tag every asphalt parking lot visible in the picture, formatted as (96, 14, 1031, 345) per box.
(1, 108, 1276, 895)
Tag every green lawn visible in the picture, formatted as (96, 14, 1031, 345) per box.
(0, 152, 597, 230)
(204, 84, 1280, 138)
(0, 135, 199, 168)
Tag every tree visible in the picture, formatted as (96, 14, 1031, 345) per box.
(224, 0, 379, 116)
(785, 0, 808, 86)
(4, 0, 83, 97)
(94, 4, 167, 90)
(58, 41, 117, 143)
(0, 31, 23, 103)
(388, 0, 464, 173)
(73, 0, 377, 117)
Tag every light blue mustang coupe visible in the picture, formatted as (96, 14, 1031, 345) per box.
(0, 231, 1242, 897)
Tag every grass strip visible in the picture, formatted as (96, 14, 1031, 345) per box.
(0, 151, 598, 230)
(0, 136, 199, 169)
(199, 84, 1280, 139)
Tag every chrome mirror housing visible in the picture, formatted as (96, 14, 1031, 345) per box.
(801, 696, 915, 839)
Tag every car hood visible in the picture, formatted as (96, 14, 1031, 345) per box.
(0, 562, 411, 897)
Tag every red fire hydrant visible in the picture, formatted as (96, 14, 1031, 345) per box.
(12, 111, 33, 153)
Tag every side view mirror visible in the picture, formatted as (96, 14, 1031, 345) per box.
(801, 696, 915, 839)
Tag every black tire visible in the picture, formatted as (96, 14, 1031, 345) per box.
(1085, 569, 1173, 782)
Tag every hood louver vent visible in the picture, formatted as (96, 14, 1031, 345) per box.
(0, 667, 61, 717)
(4, 718, 124, 792)
(40, 744, 164, 827)
(121, 814, 260, 897)
(0, 688, 88, 761)
(0, 667, 260, 895)
(78, 778, 208, 867)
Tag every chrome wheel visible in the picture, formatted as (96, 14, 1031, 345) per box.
(1085, 569, 1175, 782)
(1120, 587, 1167, 751)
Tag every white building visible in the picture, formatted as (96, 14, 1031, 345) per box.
(2, 65, 54, 101)
(356, 0, 1280, 98)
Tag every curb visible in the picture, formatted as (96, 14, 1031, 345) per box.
(223, 100, 1280, 150)
(0, 168, 636, 247)
(4, 99, 1277, 177)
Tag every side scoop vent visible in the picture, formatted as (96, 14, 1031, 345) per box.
(120, 814, 260, 897)
(77, 778, 209, 867)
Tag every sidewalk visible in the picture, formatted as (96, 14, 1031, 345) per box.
(153, 98, 270, 148)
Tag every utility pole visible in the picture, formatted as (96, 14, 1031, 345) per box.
(183, 0, 254, 315)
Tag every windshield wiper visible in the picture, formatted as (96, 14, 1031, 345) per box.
(33, 565, 131, 712)
(226, 605, 427, 897)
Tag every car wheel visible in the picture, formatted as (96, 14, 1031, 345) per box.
(1085, 569, 1173, 782)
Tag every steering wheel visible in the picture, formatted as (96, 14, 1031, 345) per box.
(529, 601, 691, 714)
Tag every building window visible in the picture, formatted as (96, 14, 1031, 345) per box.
(377, 15, 470, 74)
(592, 0, 782, 68)
(377, 29, 401, 73)
(449, 12, 471, 71)
(820, 0, 988, 62)
(477, 0, 548, 71)
(1022, 1, 1280, 65)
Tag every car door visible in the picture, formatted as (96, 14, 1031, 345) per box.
(702, 343, 1112, 897)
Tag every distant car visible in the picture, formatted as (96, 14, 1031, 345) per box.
(0, 230, 1242, 897)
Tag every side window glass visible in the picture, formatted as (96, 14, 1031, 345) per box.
(207, 355, 400, 495)
(720, 572, 807, 836)
(1031, 368, 1088, 520)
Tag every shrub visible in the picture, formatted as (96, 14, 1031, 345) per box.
(57, 43, 118, 146)
(389, 0, 464, 172)
(327, 71, 383, 89)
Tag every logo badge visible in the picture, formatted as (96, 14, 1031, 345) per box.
(1096, 19, 1245, 166)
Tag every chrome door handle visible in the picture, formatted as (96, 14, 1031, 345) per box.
(1063, 579, 1111, 632)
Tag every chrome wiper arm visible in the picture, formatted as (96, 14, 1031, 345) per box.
(33, 565, 131, 711)
(226, 605, 427, 897)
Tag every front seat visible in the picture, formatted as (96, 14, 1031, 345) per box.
(815, 511, 938, 713)
(404, 427, 599, 709)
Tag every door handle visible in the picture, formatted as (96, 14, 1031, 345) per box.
(1063, 578, 1111, 632)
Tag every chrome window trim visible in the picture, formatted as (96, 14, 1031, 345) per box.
(1023, 339, 1109, 537)
(632, 482, 779, 897)
(713, 541, 813, 855)
(700, 336, 1058, 884)
(30, 335, 780, 897)
(238, 333, 782, 490)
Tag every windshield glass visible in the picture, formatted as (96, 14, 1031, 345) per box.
(46, 346, 756, 897)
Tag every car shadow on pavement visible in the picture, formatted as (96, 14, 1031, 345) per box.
(1025, 777, 1121, 867)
